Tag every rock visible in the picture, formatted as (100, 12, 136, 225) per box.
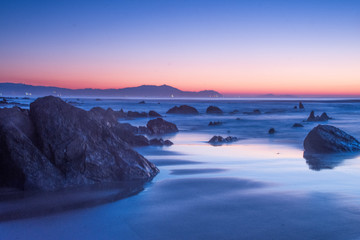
(294, 106, 298, 109)
(208, 136, 239, 145)
(268, 128, 275, 134)
(147, 118, 179, 135)
(206, 106, 223, 114)
(149, 138, 173, 146)
(0, 98, 8, 104)
(307, 111, 331, 122)
(236, 118, 241, 120)
(299, 102, 304, 109)
(303, 125, 360, 154)
(292, 123, 304, 128)
(230, 110, 239, 114)
(138, 100, 145, 104)
(149, 110, 161, 117)
(209, 121, 222, 126)
(127, 111, 148, 118)
(243, 109, 261, 115)
(0, 96, 159, 191)
(166, 105, 199, 115)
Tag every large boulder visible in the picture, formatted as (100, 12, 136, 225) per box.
(303, 125, 360, 154)
(206, 106, 223, 114)
(0, 96, 159, 191)
(166, 105, 199, 115)
(147, 118, 178, 135)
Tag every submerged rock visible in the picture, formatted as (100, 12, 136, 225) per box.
(208, 136, 239, 145)
(149, 138, 173, 146)
(146, 118, 179, 135)
(303, 125, 360, 154)
(292, 123, 304, 128)
(166, 105, 199, 115)
(138, 100, 145, 104)
(230, 110, 240, 114)
(206, 106, 223, 114)
(0, 96, 159, 191)
(307, 111, 331, 122)
(243, 109, 261, 115)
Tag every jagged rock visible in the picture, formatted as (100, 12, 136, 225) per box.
(0, 96, 159, 191)
(292, 123, 304, 128)
(147, 118, 179, 135)
(243, 109, 261, 115)
(303, 125, 360, 154)
(307, 111, 331, 122)
(209, 121, 222, 126)
(149, 110, 162, 117)
(299, 102, 304, 109)
(268, 128, 275, 134)
(208, 136, 239, 145)
(206, 106, 223, 114)
(127, 111, 148, 118)
(149, 138, 173, 146)
(166, 105, 199, 115)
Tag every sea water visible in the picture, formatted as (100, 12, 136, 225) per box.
(2, 98, 360, 239)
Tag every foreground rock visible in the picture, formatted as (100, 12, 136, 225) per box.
(0, 96, 159, 191)
(303, 125, 360, 154)
(147, 118, 179, 135)
(206, 106, 223, 114)
(208, 136, 239, 145)
(166, 105, 199, 115)
(307, 111, 331, 122)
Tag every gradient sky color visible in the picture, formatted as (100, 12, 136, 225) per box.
(0, 0, 359, 95)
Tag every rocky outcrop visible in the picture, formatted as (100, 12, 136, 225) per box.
(149, 138, 173, 146)
(303, 125, 360, 154)
(292, 123, 304, 128)
(166, 105, 199, 115)
(127, 111, 148, 118)
(307, 111, 331, 122)
(208, 136, 239, 145)
(149, 110, 161, 117)
(0, 96, 159, 191)
(146, 118, 179, 135)
(206, 106, 223, 114)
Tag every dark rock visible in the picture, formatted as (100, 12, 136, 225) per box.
(149, 138, 173, 146)
(268, 128, 275, 134)
(0, 98, 8, 104)
(206, 106, 223, 114)
(209, 121, 222, 126)
(166, 105, 199, 115)
(208, 136, 239, 145)
(0, 96, 159, 191)
(147, 118, 179, 135)
(304, 125, 360, 154)
(294, 106, 298, 109)
(236, 118, 241, 120)
(230, 110, 239, 114)
(299, 102, 304, 109)
(149, 110, 162, 117)
(138, 101, 145, 104)
(307, 111, 331, 122)
(292, 123, 304, 128)
(95, 98, 101, 101)
(127, 111, 148, 118)
(138, 126, 151, 135)
(243, 109, 261, 115)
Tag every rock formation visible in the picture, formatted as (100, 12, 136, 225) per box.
(206, 106, 223, 114)
(307, 111, 331, 122)
(166, 105, 199, 115)
(208, 136, 239, 145)
(146, 118, 179, 135)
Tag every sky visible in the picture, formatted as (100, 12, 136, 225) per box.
(0, 0, 359, 96)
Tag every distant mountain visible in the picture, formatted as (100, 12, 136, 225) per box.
(0, 83, 222, 98)
(257, 93, 298, 98)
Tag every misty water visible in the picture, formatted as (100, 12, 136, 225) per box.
(2, 98, 360, 239)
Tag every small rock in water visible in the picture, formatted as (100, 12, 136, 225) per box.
(294, 106, 298, 109)
(208, 136, 239, 145)
(149, 110, 162, 117)
(299, 102, 304, 109)
(230, 110, 240, 114)
(292, 123, 304, 128)
(208, 121, 222, 126)
(268, 128, 275, 134)
(150, 138, 173, 146)
(166, 105, 199, 115)
(138, 100, 145, 104)
(206, 106, 223, 114)
(304, 124, 360, 154)
(243, 109, 261, 115)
